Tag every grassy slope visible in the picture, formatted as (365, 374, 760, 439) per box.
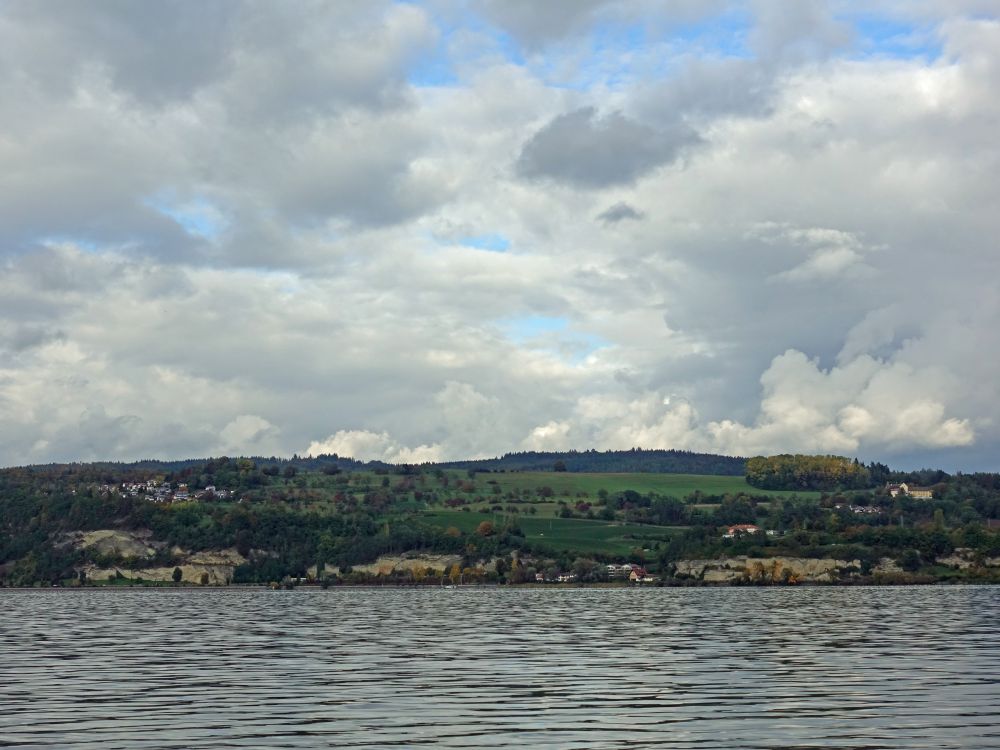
(471, 471, 819, 499)
(419, 472, 823, 557)
(423, 509, 682, 557)
(297, 470, 818, 501)
(263, 469, 822, 558)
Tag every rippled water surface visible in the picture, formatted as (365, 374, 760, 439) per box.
(2, 586, 998, 749)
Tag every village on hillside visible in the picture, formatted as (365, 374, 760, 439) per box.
(99, 480, 239, 504)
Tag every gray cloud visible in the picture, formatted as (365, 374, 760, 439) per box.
(750, 0, 853, 65)
(1, 1, 432, 114)
(0, 0, 441, 264)
(271, 118, 446, 227)
(476, 0, 729, 50)
(634, 58, 777, 127)
(632, 1, 862, 130)
(477, 0, 610, 48)
(517, 107, 701, 188)
(1, 324, 65, 355)
(0, 1, 236, 103)
(597, 202, 645, 224)
(0, 3, 998, 471)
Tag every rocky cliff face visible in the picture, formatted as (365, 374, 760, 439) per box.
(66, 529, 163, 559)
(674, 556, 862, 583)
(349, 554, 463, 577)
(82, 559, 245, 585)
(675, 550, 1000, 584)
(934, 547, 1000, 569)
(69, 529, 246, 584)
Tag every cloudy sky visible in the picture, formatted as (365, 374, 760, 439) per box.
(1, 1, 998, 470)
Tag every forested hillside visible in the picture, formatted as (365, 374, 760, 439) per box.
(22, 448, 747, 477)
(746, 455, 873, 490)
(2, 455, 1000, 588)
(438, 448, 747, 475)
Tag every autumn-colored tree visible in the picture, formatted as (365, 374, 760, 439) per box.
(448, 563, 462, 584)
(746, 454, 872, 491)
(475, 520, 495, 537)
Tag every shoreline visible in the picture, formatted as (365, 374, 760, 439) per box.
(3, 579, 998, 591)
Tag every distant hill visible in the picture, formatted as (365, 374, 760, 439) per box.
(10, 448, 747, 477)
(4, 451, 1000, 588)
(14, 454, 376, 476)
(437, 449, 747, 476)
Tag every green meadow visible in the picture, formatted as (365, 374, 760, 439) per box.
(418, 471, 822, 557)
(422, 509, 683, 556)
(467, 471, 819, 499)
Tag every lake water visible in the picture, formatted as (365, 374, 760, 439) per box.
(1, 586, 998, 749)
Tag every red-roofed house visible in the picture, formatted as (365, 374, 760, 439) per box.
(723, 524, 761, 539)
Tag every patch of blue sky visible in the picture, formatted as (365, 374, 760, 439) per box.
(405, 10, 457, 89)
(483, 26, 526, 67)
(529, 8, 752, 91)
(405, 2, 524, 87)
(458, 233, 510, 252)
(502, 314, 568, 342)
(501, 315, 610, 363)
(845, 14, 942, 61)
(143, 194, 227, 240)
(408, 53, 458, 87)
(662, 6, 753, 59)
(37, 235, 102, 253)
(530, 21, 649, 91)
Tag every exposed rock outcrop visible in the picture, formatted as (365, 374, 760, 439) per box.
(350, 553, 461, 577)
(82, 561, 243, 585)
(71, 531, 248, 583)
(67, 529, 163, 560)
(674, 556, 862, 583)
(935, 548, 1000, 569)
(873, 557, 903, 574)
